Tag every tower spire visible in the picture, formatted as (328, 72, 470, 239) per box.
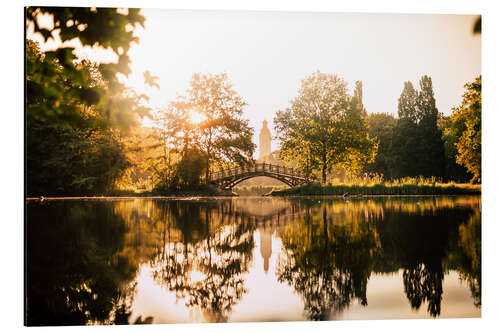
(259, 120, 271, 160)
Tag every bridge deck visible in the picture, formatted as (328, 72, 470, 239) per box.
(208, 163, 311, 186)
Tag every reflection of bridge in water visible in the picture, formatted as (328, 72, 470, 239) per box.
(208, 163, 314, 189)
(226, 197, 305, 228)
(227, 198, 306, 274)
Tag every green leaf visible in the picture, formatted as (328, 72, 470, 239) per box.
(80, 87, 102, 106)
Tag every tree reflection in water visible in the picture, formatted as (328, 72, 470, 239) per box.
(276, 203, 381, 320)
(26, 201, 141, 326)
(373, 201, 479, 317)
(276, 197, 481, 320)
(403, 263, 443, 317)
(456, 209, 481, 307)
(148, 200, 256, 323)
(26, 196, 481, 325)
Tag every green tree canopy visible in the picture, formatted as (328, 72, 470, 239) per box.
(391, 76, 445, 179)
(274, 71, 377, 183)
(416, 75, 446, 177)
(398, 81, 418, 123)
(184, 73, 256, 182)
(452, 76, 481, 183)
(438, 115, 471, 182)
(146, 103, 189, 190)
(390, 81, 419, 178)
(364, 113, 397, 178)
(26, 7, 154, 195)
(26, 42, 136, 196)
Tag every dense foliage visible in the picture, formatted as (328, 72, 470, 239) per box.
(274, 71, 377, 183)
(364, 113, 396, 178)
(26, 7, 151, 196)
(391, 76, 446, 178)
(438, 115, 472, 182)
(26, 40, 145, 196)
(451, 77, 482, 183)
(26, 7, 147, 128)
(146, 73, 255, 193)
(27, 118, 130, 196)
(186, 73, 256, 180)
(362, 76, 479, 183)
(273, 72, 478, 184)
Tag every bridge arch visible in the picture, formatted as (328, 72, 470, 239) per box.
(208, 163, 313, 190)
(226, 174, 294, 188)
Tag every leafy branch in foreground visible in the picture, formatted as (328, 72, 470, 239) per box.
(26, 7, 147, 129)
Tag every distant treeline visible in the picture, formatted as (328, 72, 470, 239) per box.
(362, 76, 481, 184)
(273, 72, 481, 185)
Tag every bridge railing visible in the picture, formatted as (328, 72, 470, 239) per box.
(208, 162, 309, 181)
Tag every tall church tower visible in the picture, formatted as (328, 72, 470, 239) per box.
(259, 120, 271, 160)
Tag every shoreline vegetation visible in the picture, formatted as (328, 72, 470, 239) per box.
(26, 180, 481, 200)
(268, 181, 481, 196)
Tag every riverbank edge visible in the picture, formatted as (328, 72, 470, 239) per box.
(267, 183, 481, 197)
(25, 184, 481, 200)
(26, 192, 482, 201)
(25, 188, 239, 200)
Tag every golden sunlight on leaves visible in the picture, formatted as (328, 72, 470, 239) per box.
(189, 270, 207, 283)
(140, 116, 156, 128)
(189, 108, 207, 125)
(143, 70, 160, 89)
(117, 8, 129, 16)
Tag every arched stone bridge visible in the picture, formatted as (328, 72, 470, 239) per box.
(208, 163, 314, 189)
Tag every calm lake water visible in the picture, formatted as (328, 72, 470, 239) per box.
(25, 196, 481, 325)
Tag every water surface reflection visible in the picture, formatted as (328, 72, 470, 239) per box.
(26, 196, 481, 325)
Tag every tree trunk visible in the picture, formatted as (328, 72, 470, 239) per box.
(321, 148, 327, 184)
(205, 130, 212, 184)
(205, 151, 210, 184)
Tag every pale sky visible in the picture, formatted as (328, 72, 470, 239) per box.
(28, 9, 481, 156)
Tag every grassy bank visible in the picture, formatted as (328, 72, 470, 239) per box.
(270, 180, 481, 196)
